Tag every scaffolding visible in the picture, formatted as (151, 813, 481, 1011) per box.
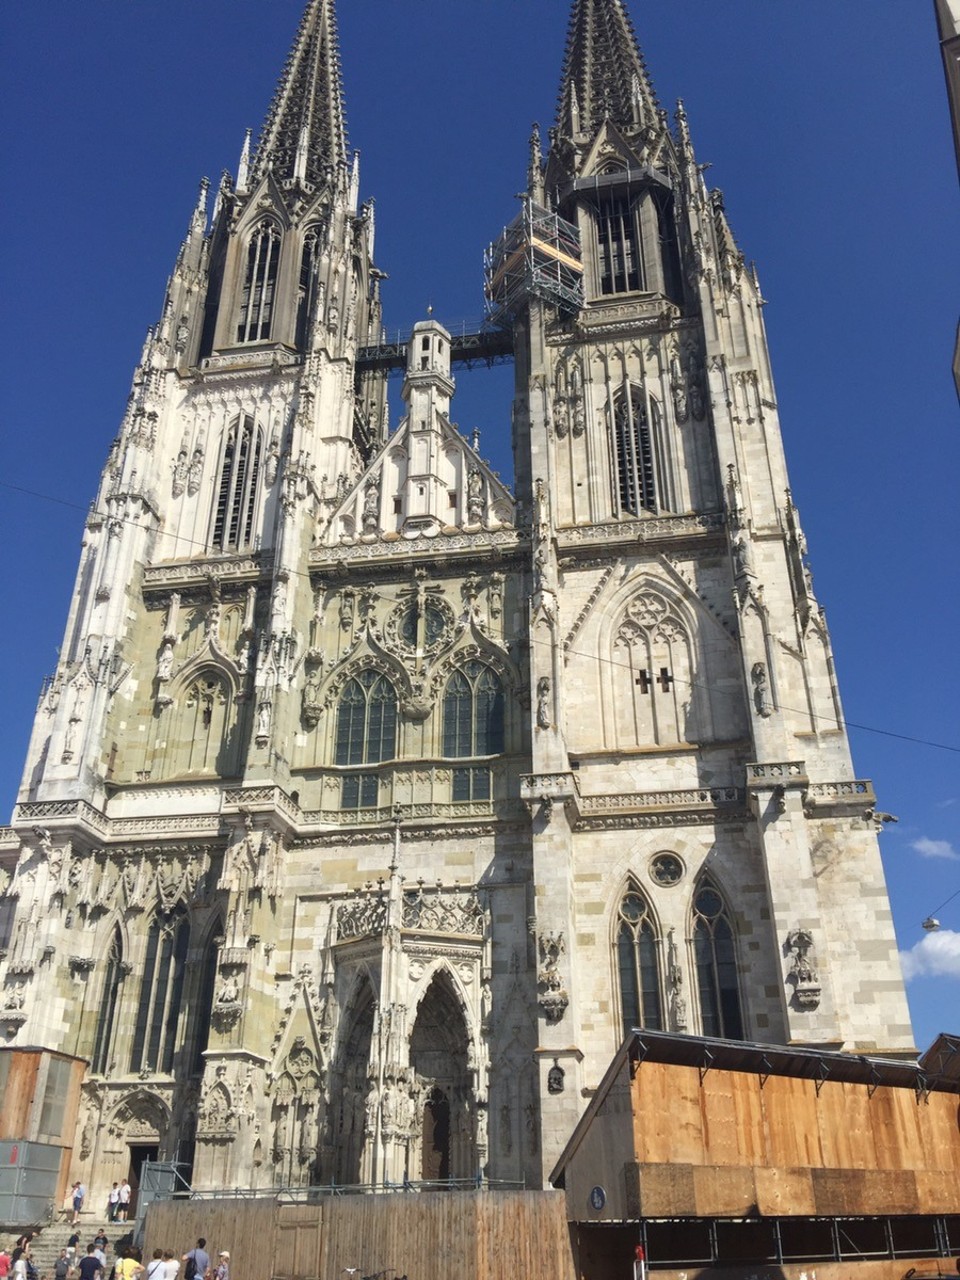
(485, 197, 583, 323)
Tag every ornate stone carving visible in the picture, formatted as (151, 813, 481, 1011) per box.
(534, 929, 568, 1024)
(786, 929, 821, 1009)
(402, 883, 486, 936)
(336, 891, 388, 940)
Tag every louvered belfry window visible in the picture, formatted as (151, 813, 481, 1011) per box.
(212, 415, 262, 551)
(596, 192, 644, 295)
(237, 221, 281, 343)
(614, 389, 669, 516)
(92, 927, 123, 1075)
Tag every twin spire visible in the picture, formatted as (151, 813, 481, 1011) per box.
(554, 0, 660, 139)
(246, 0, 657, 195)
(250, 0, 348, 191)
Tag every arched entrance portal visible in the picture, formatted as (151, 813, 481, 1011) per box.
(421, 1087, 450, 1181)
(409, 972, 474, 1182)
(331, 979, 375, 1185)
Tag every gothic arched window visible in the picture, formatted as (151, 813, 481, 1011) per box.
(191, 926, 220, 1076)
(92, 927, 124, 1075)
(594, 191, 645, 295)
(212, 414, 262, 551)
(130, 909, 190, 1075)
(335, 670, 398, 809)
(443, 662, 504, 757)
(616, 887, 663, 1035)
(443, 661, 504, 802)
(613, 389, 670, 516)
(295, 225, 322, 349)
(693, 881, 744, 1040)
(237, 220, 281, 343)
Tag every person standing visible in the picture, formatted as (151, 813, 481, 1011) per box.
(143, 1254, 163, 1280)
(107, 1184, 120, 1223)
(114, 1251, 141, 1280)
(53, 1251, 72, 1280)
(76, 1247, 101, 1280)
(70, 1183, 85, 1226)
(212, 1254, 228, 1280)
(180, 1241, 208, 1280)
(159, 1253, 177, 1280)
(0, 1247, 11, 1280)
(116, 1180, 131, 1224)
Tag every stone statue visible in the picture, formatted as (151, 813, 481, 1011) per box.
(467, 466, 484, 524)
(536, 676, 551, 730)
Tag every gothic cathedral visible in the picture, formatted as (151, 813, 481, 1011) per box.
(0, 0, 913, 1199)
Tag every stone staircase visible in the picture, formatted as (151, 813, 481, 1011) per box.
(27, 1219, 133, 1280)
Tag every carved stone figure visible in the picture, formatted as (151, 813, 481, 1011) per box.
(362, 479, 380, 534)
(536, 676, 551, 730)
(302, 668, 323, 728)
(467, 466, 484, 524)
(751, 661, 773, 717)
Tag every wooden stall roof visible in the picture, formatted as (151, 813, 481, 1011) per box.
(549, 1028, 959, 1187)
(919, 1032, 960, 1081)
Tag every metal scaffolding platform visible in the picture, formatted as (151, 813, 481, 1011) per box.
(356, 325, 514, 374)
(485, 197, 583, 321)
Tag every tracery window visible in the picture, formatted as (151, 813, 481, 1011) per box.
(616, 886, 663, 1035)
(613, 388, 669, 515)
(443, 662, 504, 757)
(443, 662, 504, 802)
(212, 414, 262, 551)
(692, 881, 744, 1040)
(130, 910, 190, 1075)
(91, 927, 124, 1075)
(237, 220, 281, 343)
(335, 670, 398, 809)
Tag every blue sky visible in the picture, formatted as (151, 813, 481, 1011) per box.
(2, 2, 958, 1052)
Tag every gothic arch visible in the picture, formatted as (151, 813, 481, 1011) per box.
(91, 923, 126, 1075)
(428, 637, 519, 703)
(210, 413, 264, 550)
(597, 575, 705, 749)
(688, 873, 746, 1041)
(407, 967, 477, 1182)
(158, 661, 241, 780)
(235, 219, 283, 345)
(106, 1088, 171, 1146)
(330, 973, 377, 1185)
(404, 957, 474, 1042)
(610, 877, 665, 1036)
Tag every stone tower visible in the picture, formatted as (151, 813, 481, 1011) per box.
(0, 0, 912, 1199)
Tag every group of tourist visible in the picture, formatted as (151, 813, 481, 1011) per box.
(64, 1181, 131, 1228)
(3, 1233, 40, 1280)
(0, 1233, 229, 1280)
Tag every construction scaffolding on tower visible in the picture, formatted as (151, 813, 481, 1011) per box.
(484, 197, 583, 323)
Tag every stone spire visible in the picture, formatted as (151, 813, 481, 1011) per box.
(249, 0, 348, 190)
(554, 0, 659, 138)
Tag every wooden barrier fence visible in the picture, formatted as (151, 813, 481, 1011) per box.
(145, 1190, 577, 1280)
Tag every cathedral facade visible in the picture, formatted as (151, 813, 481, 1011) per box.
(0, 0, 913, 1202)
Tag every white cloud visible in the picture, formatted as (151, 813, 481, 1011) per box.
(910, 836, 959, 860)
(900, 929, 960, 981)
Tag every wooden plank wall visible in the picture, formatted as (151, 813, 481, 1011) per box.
(145, 1191, 576, 1280)
(631, 1061, 960, 1176)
